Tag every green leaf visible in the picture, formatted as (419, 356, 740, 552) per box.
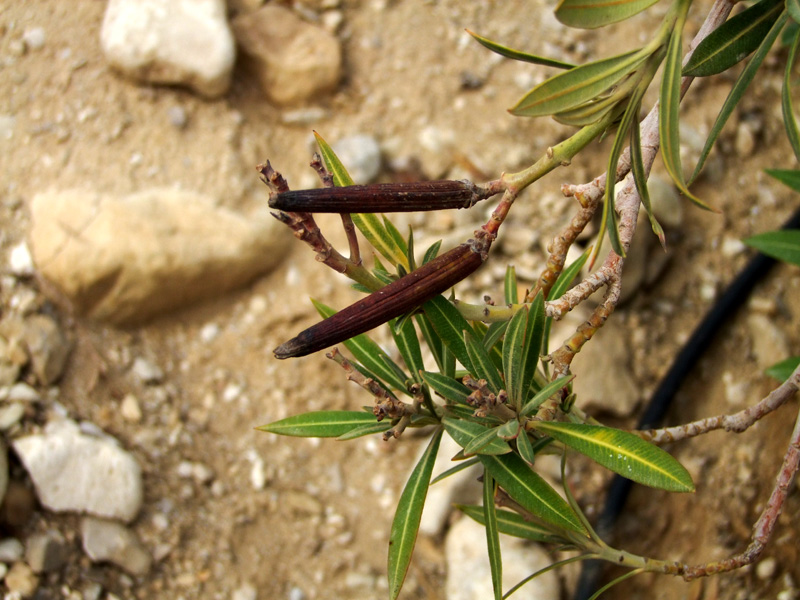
(504, 266, 519, 304)
(502, 306, 529, 408)
(465, 332, 505, 394)
(388, 429, 443, 600)
(314, 132, 409, 269)
(466, 29, 574, 69)
(553, 93, 624, 127)
(743, 230, 800, 266)
(423, 239, 443, 265)
(422, 371, 472, 404)
(483, 321, 509, 355)
(312, 299, 411, 394)
(337, 421, 393, 440)
(556, 0, 661, 28)
(257, 410, 378, 437)
(532, 422, 695, 492)
(431, 457, 480, 484)
(483, 471, 503, 600)
(683, 0, 784, 77)
(520, 375, 574, 416)
(688, 12, 789, 186)
(782, 31, 800, 162)
(391, 318, 425, 385)
(510, 49, 646, 117)
(416, 314, 446, 374)
(423, 295, 476, 374)
(480, 453, 587, 534)
(457, 504, 559, 542)
(766, 356, 800, 381)
(516, 429, 537, 465)
(766, 168, 800, 194)
(496, 419, 521, 441)
(444, 417, 513, 456)
(790, 0, 800, 24)
(465, 425, 513, 456)
(631, 115, 666, 248)
(659, 20, 715, 211)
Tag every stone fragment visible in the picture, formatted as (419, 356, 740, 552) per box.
(333, 135, 382, 184)
(2, 382, 39, 402)
(21, 314, 72, 385)
(232, 5, 342, 105)
(0, 402, 25, 430)
(12, 419, 143, 522)
(131, 357, 164, 384)
(0, 538, 24, 563)
(81, 517, 152, 576)
(231, 583, 257, 600)
(747, 314, 790, 370)
(570, 319, 641, 417)
(25, 529, 68, 573)
(419, 434, 481, 536)
(120, 394, 143, 423)
(29, 189, 288, 326)
(445, 516, 559, 600)
(101, 0, 235, 98)
(4, 562, 38, 598)
(9, 242, 35, 277)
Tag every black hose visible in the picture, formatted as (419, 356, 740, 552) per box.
(573, 206, 800, 600)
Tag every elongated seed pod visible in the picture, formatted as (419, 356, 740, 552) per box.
(274, 242, 485, 359)
(269, 180, 485, 213)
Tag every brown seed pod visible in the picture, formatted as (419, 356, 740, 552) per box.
(274, 241, 486, 359)
(269, 180, 485, 213)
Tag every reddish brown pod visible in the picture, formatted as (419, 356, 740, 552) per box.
(269, 180, 487, 213)
(274, 239, 488, 359)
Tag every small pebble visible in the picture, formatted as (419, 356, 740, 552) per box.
(232, 583, 257, 600)
(332, 135, 382, 183)
(4, 561, 39, 597)
(2, 382, 40, 402)
(131, 357, 164, 384)
(199, 323, 220, 343)
(0, 403, 25, 430)
(9, 242, 35, 277)
(167, 106, 187, 129)
(756, 557, 777, 580)
(288, 587, 307, 600)
(0, 538, 24, 562)
(120, 394, 143, 423)
(22, 27, 46, 50)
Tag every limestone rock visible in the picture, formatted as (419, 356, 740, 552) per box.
(571, 319, 641, 417)
(29, 188, 288, 326)
(12, 419, 143, 523)
(232, 5, 342, 105)
(25, 530, 68, 574)
(101, 0, 235, 98)
(445, 516, 560, 600)
(20, 314, 72, 385)
(81, 517, 152, 576)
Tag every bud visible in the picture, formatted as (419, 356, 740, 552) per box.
(274, 241, 486, 358)
(269, 180, 485, 213)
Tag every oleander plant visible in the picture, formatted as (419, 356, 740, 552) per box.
(257, 0, 800, 597)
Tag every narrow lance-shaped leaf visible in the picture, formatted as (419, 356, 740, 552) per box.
(520, 375, 574, 416)
(423, 295, 477, 374)
(391, 317, 425, 385)
(659, 9, 716, 211)
(504, 265, 518, 304)
(465, 426, 511, 456)
(511, 49, 647, 117)
(631, 112, 666, 248)
(479, 453, 587, 533)
(556, 0, 661, 29)
(457, 504, 559, 542)
(532, 422, 695, 492)
(416, 314, 446, 374)
(516, 428, 537, 465)
(766, 169, 800, 194)
(466, 29, 574, 69)
(431, 457, 481, 485)
(782, 28, 800, 162)
(743, 230, 800, 267)
(388, 429, 443, 599)
(443, 417, 512, 456)
(683, 0, 784, 77)
(465, 332, 505, 395)
(337, 421, 393, 440)
(422, 371, 472, 404)
(314, 131, 409, 269)
(766, 356, 800, 381)
(688, 12, 789, 185)
(502, 306, 529, 410)
(483, 471, 503, 600)
(257, 411, 378, 437)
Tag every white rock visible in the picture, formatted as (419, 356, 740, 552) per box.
(445, 516, 560, 600)
(131, 357, 164, 384)
(333, 135, 382, 184)
(22, 27, 46, 51)
(3, 382, 40, 402)
(81, 517, 152, 576)
(9, 242, 35, 276)
(0, 402, 25, 430)
(747, 314, 790, 370)
(21, 314, 72, 385)
(101, 0, 235, 98)
(571, 320, 640, 417)
(29, 189, 288, 326)
(4, 561, 38, 598)
(232, 5, 342, 105)
(120, 394, 143, 423)
(232, 583, 258, 600)
(13, 419, 143, 523)
(0, 538, 24, 563)
(419, 434, 481, 536)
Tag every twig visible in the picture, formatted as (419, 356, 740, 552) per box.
(309, 154, 362, 265)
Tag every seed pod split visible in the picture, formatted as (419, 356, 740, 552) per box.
(274, 240, 487, 359)
(269, 180, 487, 214)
